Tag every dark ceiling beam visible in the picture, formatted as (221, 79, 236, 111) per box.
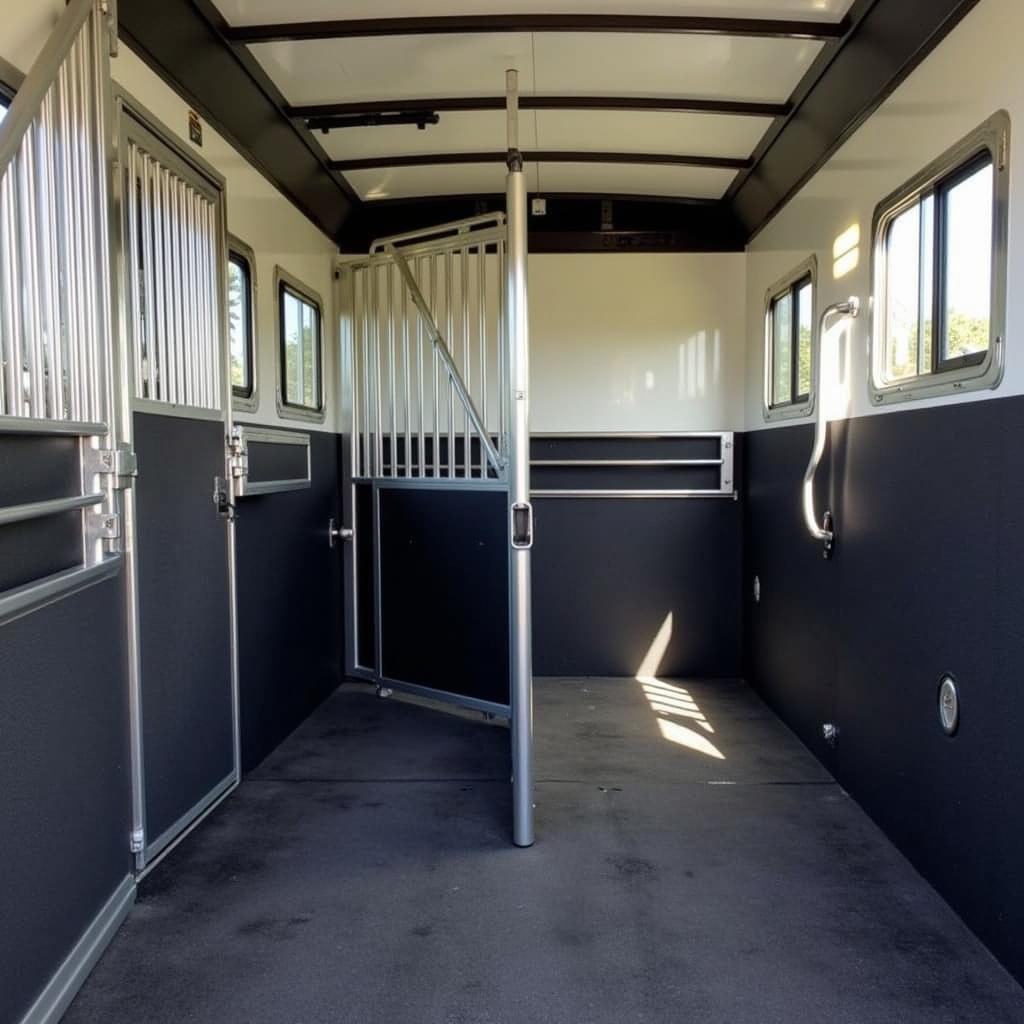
(225, 14, 847, 44)
(331, 151, 751, 172)
(290, 95, 790, 120)
(731, 0, 983, 237)
(357, 194, 747, 254)
(118, 0, 365, 244)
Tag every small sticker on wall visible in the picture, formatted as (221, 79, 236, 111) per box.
(188, 110, 203, 147)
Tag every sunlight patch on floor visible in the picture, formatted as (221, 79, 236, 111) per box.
(635, 612, 725, 760)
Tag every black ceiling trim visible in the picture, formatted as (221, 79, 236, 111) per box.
(331, 151, 752, 172)
(226, 15, 847, 44)
(118, 0, 364, 245)
(291, 96, 790, 120)
(359, 194, 746, 254)
(731, 0, 983, 238)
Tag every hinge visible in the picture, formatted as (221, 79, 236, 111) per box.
(228, 431, 248, 480)
(130, 828, 145, 854)
(89, 511, 121, 541)
(88, 445, 138, 490)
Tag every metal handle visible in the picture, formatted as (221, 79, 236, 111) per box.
(803, 297, 860, 558)
(329, 517, 353, 548)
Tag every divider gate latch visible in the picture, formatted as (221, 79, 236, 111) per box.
(511, 502, 533, 549)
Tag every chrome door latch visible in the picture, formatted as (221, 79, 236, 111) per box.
(328, 517, 353, 548)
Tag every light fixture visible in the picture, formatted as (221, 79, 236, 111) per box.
(306, 111, 440, 134)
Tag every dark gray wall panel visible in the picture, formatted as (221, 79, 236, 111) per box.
(354, 481, 376, 671)
(378, 485, 509, 705)
(236, 429, 342, 772)
(246, 439, 310, 484)
(743, 396, 1024, 985)
(533, 495, 743, 678)
(0, 576, 131, 1024)
(134, 412, 234, 840)
(742, 422, 840, 767)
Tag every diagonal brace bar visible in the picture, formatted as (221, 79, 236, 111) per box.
(385, 243, 504, 476)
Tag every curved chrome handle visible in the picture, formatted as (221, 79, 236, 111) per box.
(803, 297, 860, 558)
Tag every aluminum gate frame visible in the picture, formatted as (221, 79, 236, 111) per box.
(338, 72, 534, 847)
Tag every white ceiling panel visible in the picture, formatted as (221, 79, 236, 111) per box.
(534, 162, 738, 199)
(250, 34, 537, 105)
(252, 32, 820, 107)
(347, 162, 541, 201)
(532, 33, 821, 103)
(532, 109, 769, 157)
(319, 108, 763, 162)
(347, 161, 737, 201)
(214, 0, 855, 26)
(320, 111, 537, 162)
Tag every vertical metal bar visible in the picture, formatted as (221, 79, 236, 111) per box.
(56, 61, 81, 420)
(388, 262, 397, 476)
(206, 199, 220, 409)
(38, 93, 63, 419)
(17, 122, 43, 417)
(431, 254, 439, 478)
(461, 245, 471, 476)
(445, 250, 454, 476)
(417, 256, 425, 477)
(0, 170, 22, 415)
(151, 160, 168, 403)
(351, 270, 361, 478)
(75, 32, 100, 423)
(497, 238, 507, 464)
(126, 142, 144, 398)
(361, 269, 371, 477)
(373, 262, 383, 477)
(139, 153, 157, 400)
(179, 179, 195, 405)
(160, 167, 177, 404)
(402, 276, 412, 477)
(506, 68, 534, 848)
(478, 244, 488, 479)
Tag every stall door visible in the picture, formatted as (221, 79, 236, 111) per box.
(116, 97, 237, 869)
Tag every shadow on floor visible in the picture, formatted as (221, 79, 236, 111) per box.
(64, 679, 1024, 1024)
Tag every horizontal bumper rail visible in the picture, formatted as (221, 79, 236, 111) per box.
(531, 489, 735, 499)
(0, 492, 104, 527)
(531, 458, 723, 467)
(0, 418, 109, 437)
(0, 554, 122, 628)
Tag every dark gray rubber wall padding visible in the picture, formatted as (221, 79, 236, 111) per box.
(354, 481, 376, 671)
(743, 396, 1024, 986)
(0, 576, 131, 1024)
(378, 486, 510, 705)
(245, 439, 309, 484)
(235, 429, 342, 772)
(134, 411, 234, 841)
(532, 497, 743, 678)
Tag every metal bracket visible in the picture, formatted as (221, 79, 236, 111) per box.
(328, 517, 353, 548)
(129, 827, 145, 854)
(88, 511, 121, 541)
(87, 445, 138, 490)
(101, 0, 118, 57)
(227, 430, 249, 480)
(511, 502, 533, 550)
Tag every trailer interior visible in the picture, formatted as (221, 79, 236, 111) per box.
(4, 1, 1024, 1022)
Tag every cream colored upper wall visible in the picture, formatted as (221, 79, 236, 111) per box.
(744, 0, 1023, 431)
(529, 253, 747, 432)
(1, 2, 340, 432)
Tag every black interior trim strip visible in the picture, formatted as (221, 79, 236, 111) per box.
(291, 96, 791, 120)
(225, 15, 849, 44)
(331, 151, 752, 172)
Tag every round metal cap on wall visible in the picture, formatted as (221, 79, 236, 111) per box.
(938, 675, 960, 736)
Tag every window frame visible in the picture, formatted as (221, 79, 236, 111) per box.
(869, 111, 1009, 405)
(275, 266, 325, 423)
(763, 256, 818, 422)
(228, 235, 258, 413)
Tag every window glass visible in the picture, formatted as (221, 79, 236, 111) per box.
(873, 122, 1003, 401)
(796, 279, 813, 399)
(280, 283, 321, 412)
(228, 252, 252, 398)
(942, 161, 993, 363)
(772, 292, 793, 406)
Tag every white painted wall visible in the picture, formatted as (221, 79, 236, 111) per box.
(1, 3, 341, 432)
(529, 253, 747, 432)
(743, 0, 1024, 431)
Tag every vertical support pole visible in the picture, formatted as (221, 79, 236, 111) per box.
(506, 69, 534, 848)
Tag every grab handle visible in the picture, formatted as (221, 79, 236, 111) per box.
(803, 297, 860, 558)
